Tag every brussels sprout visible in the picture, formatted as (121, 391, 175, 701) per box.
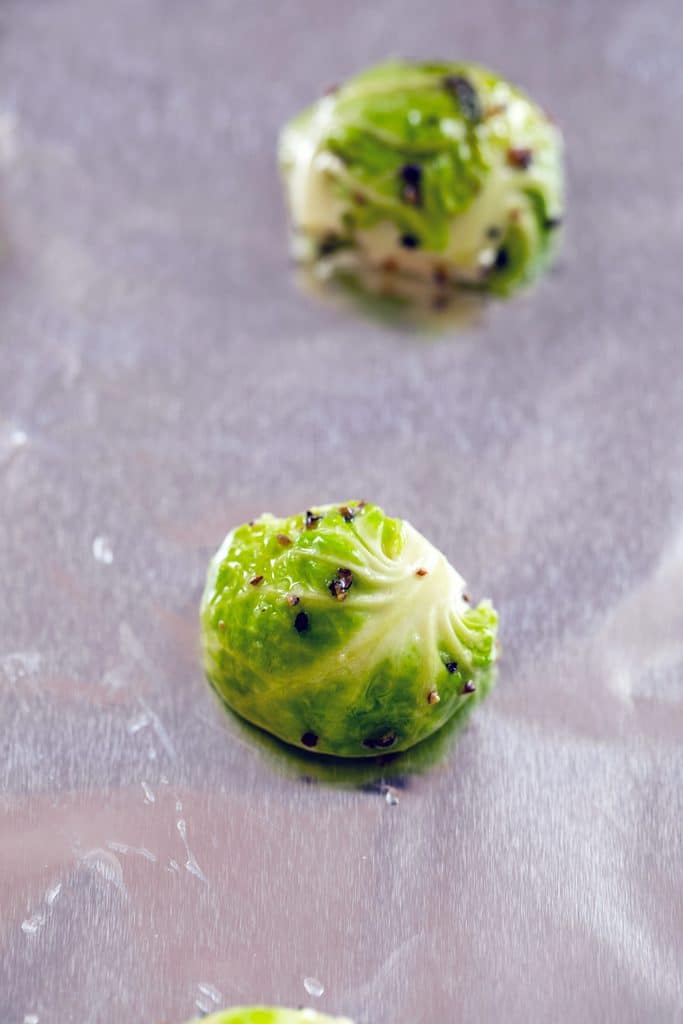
(280, 60, 564, 297)
(186, 1010, 353, 1024)
(200, 502, 498, 758)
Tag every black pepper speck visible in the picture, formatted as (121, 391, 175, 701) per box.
(294, 611, 309, 633)
(494, 247, 510, 271)
(507, 147, 534, 170)
(329, 567, 353, 601)
(400, 164, 422, 187)
(362, 730, 397, 750)
(305, 509, 322, 530)
(399, 164, 423, 206)
(443, 75, 482, 123)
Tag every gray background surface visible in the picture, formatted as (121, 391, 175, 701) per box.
(1, 1, 682, 1022)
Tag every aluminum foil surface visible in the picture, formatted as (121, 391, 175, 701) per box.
(1, 2, 681, 1022)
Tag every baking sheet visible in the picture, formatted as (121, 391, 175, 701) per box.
(1, 1, 682, 1022)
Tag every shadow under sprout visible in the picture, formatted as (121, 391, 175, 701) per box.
(207, 664, 497, 791)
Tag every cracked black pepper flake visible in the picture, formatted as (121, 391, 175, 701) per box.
(486, 226, 501, 240)
(294, 610, 309, 633)
(250, 575, 264, 586)
(443, 74, 482, 123)
(357, 500, 367, 510)
(428, 690, 440, 705)
(276, 533, 292, 546)
(463, 680, 476, 694)
(507, 147, 534, 170)
(545, 216, 563, 230)
(416, 568, 428, 577)
(286, 593, 300, 607)
(305, 509, 322, 529)
(494, 247, 510, 271)
(301, 731, 318, 748)
(446, 661, 458, 674)
(362, 730, 397, 750)
(339, 505, 356, 522)
(400, 233, 420, 249)
(329, 567, 353, 601)
(401, 183, 420, 205)
(317, 234, 345, 258)
(485, 102, 508, 119)
(400, 164, 422, 187)
(399, 164, 423, 206)
(463, 592, 472, 603)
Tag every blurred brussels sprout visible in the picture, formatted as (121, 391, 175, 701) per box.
(201, 502, 498, 758)
(280, 60, 563, 298)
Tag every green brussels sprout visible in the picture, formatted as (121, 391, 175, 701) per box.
(200, 502, 498, 758)
(280, 60, 564, 296)
(186, 1010, 353, 1024)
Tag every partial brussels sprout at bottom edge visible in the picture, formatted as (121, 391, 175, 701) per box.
(185, 1009, 354, 1024)
(280, 59, 564, 302)
(200, 501, 499, 759)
